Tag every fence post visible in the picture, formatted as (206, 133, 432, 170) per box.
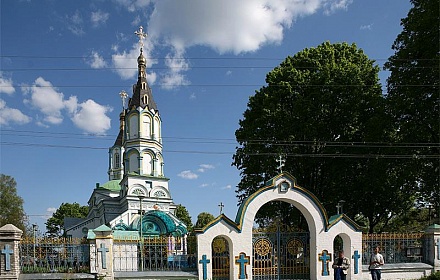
(88, 225, 114, 280)
(0, 224, 23, 280)
(424, 224, 440, 272)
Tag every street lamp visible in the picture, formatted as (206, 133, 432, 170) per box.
(138, 194, 146, 271)
(32, 224, 38, 266)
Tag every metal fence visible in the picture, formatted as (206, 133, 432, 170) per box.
(362, 233, 424, 264)
(20, 237, 89, 273)
(112, 235, 198, 272)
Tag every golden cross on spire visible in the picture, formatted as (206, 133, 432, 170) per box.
(134, 26, 147, 49)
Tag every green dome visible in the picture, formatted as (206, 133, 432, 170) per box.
(98, 180, 121, 192)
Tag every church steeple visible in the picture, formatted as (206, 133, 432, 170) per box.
(127, 26, 157, 111)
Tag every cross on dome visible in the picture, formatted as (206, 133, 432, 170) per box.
(134, 26, 147, 50)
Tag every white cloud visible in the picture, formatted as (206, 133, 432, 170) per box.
(222, 184, 232, 190)
(24, 77, 66, 124)
(113, 0, 351, 89)
(115, 0, 152, 12)
(323, 0, 352, 15)
(67, 10, 85, 36)
(225, 70, 232, 76)
(147, 0, 333, 54)
(87, 51, 107, 69)
(160, 48, 190, 89)
(71, 99, 112, 134)
(111, 41, 157, 83)
(91, 10, 109, 27)
(189, 93, 196, 100)
(24, 77, 112, 134)
(0, 75, 15, 94)
(178, 170, 198, 179)
(199, 183, 209, 188)
(46, 207, 57, 213)
(131, 15, 141, 26)
(198, 164, 215, 173)
(0, 99, 31, 125)
(360, 23, 373, 30)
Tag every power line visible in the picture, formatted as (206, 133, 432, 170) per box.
(2, 129, 439, 148)
(1, 141, 439, 159)
(1, 84, 436, 89)
(1, 54, 438, 61)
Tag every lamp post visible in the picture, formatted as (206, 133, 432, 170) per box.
(138, 195, 146, 271)
(32, 224, 38, 266)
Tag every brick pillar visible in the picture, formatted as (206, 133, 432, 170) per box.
(0, 224, 23, 280)
(88, 225, 114, 280)
(424, 224, 440, 272)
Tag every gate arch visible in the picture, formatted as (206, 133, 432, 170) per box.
(196, 172, 363, 280)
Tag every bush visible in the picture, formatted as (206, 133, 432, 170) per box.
(419, 271, 440, 280)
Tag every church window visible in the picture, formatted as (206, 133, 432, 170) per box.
(153, 190, 166, 198)
(132, 188, 146, 196)
(114, 153, 120, 168)
(142, 94, 148, 104)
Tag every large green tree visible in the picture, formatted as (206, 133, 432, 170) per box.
(384, 0, 440, 216)
(194, 212, 215, 229)
(233, 42, 416, 232)
(0, 174, 27, 232)
(175, 204, 193, 232)
(46, 202, 88, 237)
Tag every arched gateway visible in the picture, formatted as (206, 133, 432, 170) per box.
(196, 173, 363, 280)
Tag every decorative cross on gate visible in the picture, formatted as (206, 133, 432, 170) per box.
(134, 26, 147, 49)
(276, 154, 285, 173)
(318, 250, 331, 276)
(235, 252, 250, 279)
(97, 243, 109, 269)
(1, 244, 13, 271)
(218, 202, 224, 215)
(199, 254, 210, 280)
(352, 250, 361, 274)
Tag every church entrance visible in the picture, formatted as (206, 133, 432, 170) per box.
(211, 236, 230, 280)
(253, 228, 310, 280)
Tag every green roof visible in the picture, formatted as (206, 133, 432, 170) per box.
(98, 180, 121, 192)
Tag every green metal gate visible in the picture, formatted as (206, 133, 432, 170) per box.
(252, 227, 310, 280)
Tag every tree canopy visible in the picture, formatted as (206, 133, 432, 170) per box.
(175, 204, 193, 232)
(384, 0, 439, 215)
(233, 42, 418, 232)
(194, 212, 215, 229)
(46, 202, 88, 237)
(0, 174, 27, 232)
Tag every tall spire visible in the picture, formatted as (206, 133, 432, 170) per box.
(135, 26, 148, 80)
(128, 25, 157, 111)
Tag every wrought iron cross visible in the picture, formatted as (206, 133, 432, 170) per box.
(134, 26, 147, 49)
(218, 202, 224, 215)
(119, 90, 128, 109)
(276, 154, 286, 173)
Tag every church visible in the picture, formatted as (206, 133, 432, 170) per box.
(65, 27, 188, 244)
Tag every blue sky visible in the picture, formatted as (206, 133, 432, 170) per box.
(0, 0, 411, 232)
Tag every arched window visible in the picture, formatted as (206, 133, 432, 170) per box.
(114, 152, 120, 168)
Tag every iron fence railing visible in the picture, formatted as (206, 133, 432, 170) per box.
(20, 237, 89, 273)
(362, 233, 424, 265)
(112, 235, 198, 272)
